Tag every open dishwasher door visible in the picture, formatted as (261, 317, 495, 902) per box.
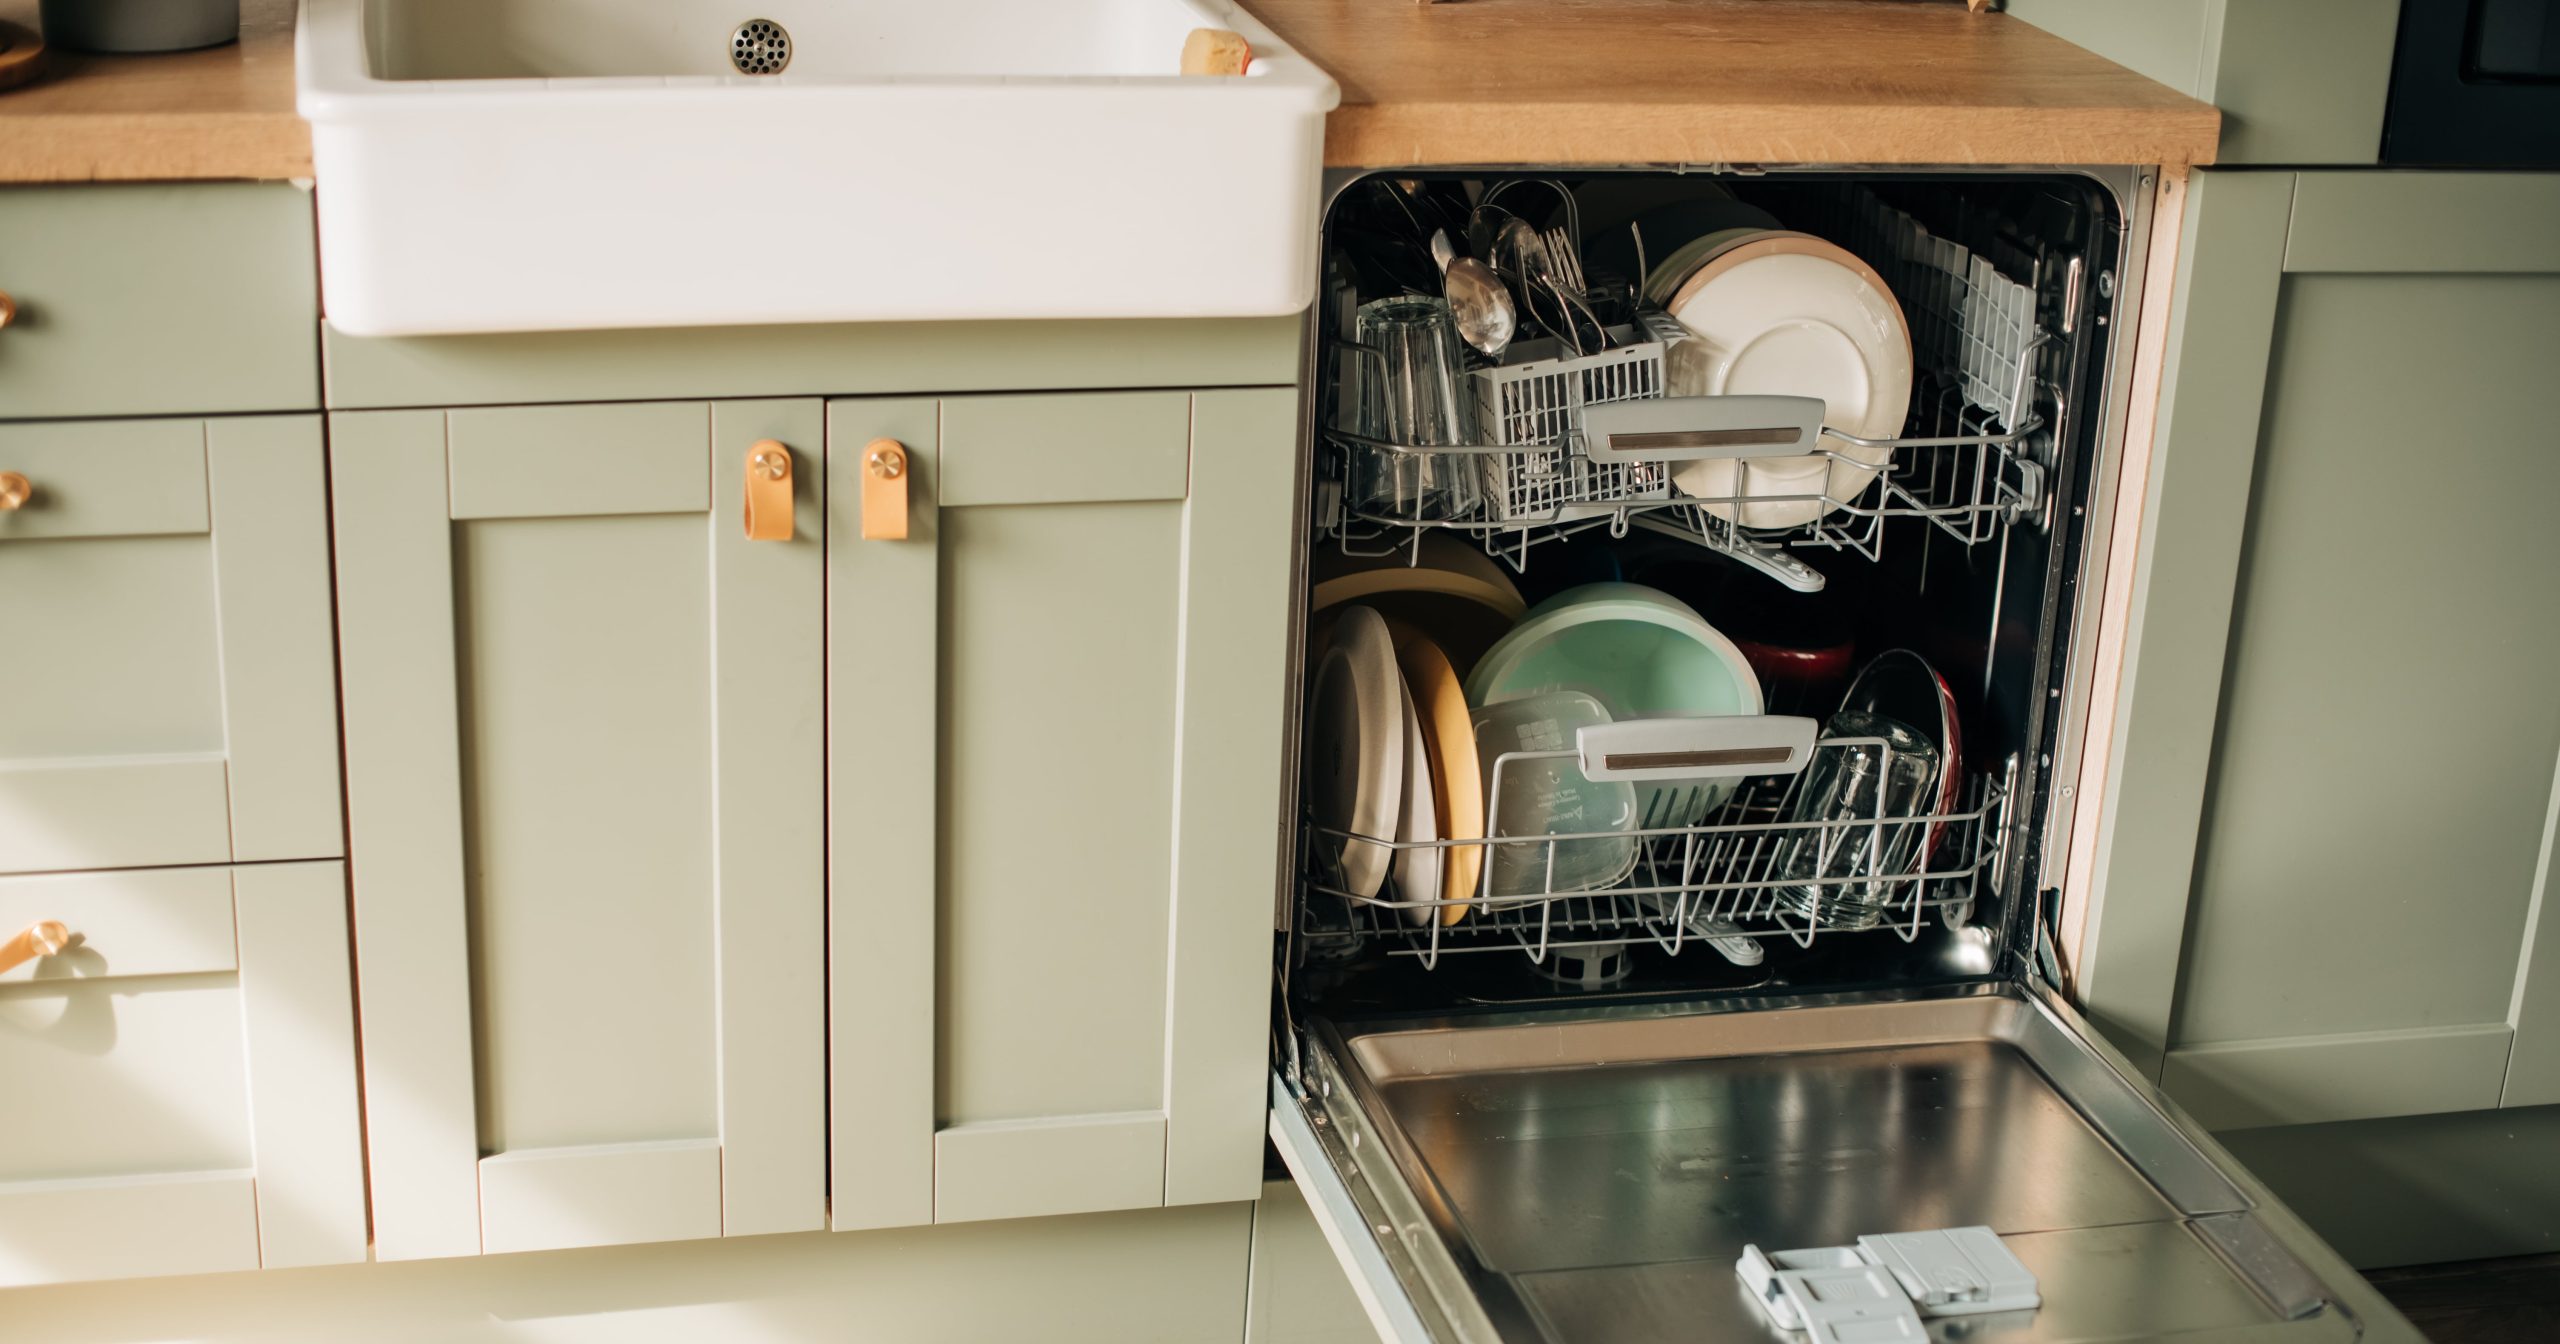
(1271, 165, 2422, 1343)
(1268, 980, 2412, 1344)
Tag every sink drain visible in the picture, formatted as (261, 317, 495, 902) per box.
(730, 19, 791, 75)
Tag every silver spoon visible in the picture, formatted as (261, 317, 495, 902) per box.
(1433, 230, 1516, 360)
(1446, 258, 1516, 360)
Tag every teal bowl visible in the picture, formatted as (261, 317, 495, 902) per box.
(1465, 583, 1765, 827)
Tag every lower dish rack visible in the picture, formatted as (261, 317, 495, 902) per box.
(1300, 758, 2017, 971)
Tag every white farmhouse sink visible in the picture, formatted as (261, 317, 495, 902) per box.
(297, 0, 1337, 336)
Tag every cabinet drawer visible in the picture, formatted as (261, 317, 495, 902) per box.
(0, 866, 234, 983)
(0, 863, 366, 1286)
(0, 184, 319, 421)
(0, 417, 343, 873)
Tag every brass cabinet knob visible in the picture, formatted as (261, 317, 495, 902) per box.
(0, 289, 15, 329)
(0, 471, 30, 511)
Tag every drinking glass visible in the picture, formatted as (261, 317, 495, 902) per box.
(1765, 709, 1942, 930)
(1350, 296, 1484, 521)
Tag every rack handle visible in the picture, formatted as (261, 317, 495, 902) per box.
(0, 920, 71, 976)
(744, 441, 794, 541)
(1577, 715, 1819, 784)
(1578, 395, 1827, 464)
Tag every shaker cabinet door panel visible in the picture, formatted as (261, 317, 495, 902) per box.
(0, 416, 343, 874)
(332, 399, 824, 1260)
(0, 861, 367, 1286)
(2087, 171, 2560, 1131)
(827, 385, 1297, 1230)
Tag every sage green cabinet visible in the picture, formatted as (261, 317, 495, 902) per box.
(330, 399, 825, 1260)
(827, 387, 1297, 1230)
(2005, 0, 2401, 164)
(0, 184, 321, 420)
(2081, 172, 2560, 1134)
(0, 416, 343, 873)
(0, 861, 366, 1286)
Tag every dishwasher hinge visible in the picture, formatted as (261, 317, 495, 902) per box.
(2029, 887, 2070, 995)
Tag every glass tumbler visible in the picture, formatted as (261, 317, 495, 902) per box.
(1350, 296, 1484, 522)
(1765, 709, 1942, 930)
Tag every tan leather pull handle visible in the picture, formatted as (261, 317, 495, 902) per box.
(744, 441, 794, 541)
(863, 438, 910, 541)
(1180, 28, 1251, 75)
(0, 920, 70, 977)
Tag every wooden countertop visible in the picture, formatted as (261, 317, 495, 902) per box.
(1242, 0, 2220, 169)
(0, 0, 2215, 185)
(0, 0, 308, 183)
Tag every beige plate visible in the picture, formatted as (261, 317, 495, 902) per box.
(1310, 532, 1526, 619)
(1392, 626, 1481, 925)
(1311, 532, 1526, 677)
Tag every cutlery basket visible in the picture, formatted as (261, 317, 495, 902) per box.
(1468, 332, 1675, 522)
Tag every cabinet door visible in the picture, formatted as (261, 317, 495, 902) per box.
(2081, 171, 2560, 1127)
(331, 400, 825, 1259)
(0, 861, 366, 1286)
(828, 387, 1297, 1229)
(0, 416, 342, 873)
(2003, 0, 2401, 165)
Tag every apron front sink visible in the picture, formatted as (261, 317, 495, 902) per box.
(297, 0, 1336, 335)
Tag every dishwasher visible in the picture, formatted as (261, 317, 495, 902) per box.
(1267, 168, 2384, 1344)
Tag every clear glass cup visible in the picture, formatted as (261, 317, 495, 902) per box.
(1350, 296, 1484, 522)
(1765, 709, 1942, 930)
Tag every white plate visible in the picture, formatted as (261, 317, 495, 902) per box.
(1391, 675, 1443, 925)
(1307, 605, 1404, 899)
(1664, 235, 1913, 530)
(1641, 225, 1771, 308)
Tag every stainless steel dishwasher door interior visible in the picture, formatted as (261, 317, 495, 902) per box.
(1298, 984, 2361, 1344)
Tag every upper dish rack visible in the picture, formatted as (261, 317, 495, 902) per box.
(1317, 188, 2068, 587)
(1299, 743, 2018, 972)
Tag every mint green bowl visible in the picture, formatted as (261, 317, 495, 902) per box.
(1465, 583, 1765, 828)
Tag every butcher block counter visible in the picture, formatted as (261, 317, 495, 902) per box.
(1238, 0, 2221, 168)
(0, 0, 2216, 182)
(0, 0, 306, 183)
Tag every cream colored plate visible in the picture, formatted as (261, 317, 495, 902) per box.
(1308, 605, 1404, 899)
(1664, 233, 1914, 530)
